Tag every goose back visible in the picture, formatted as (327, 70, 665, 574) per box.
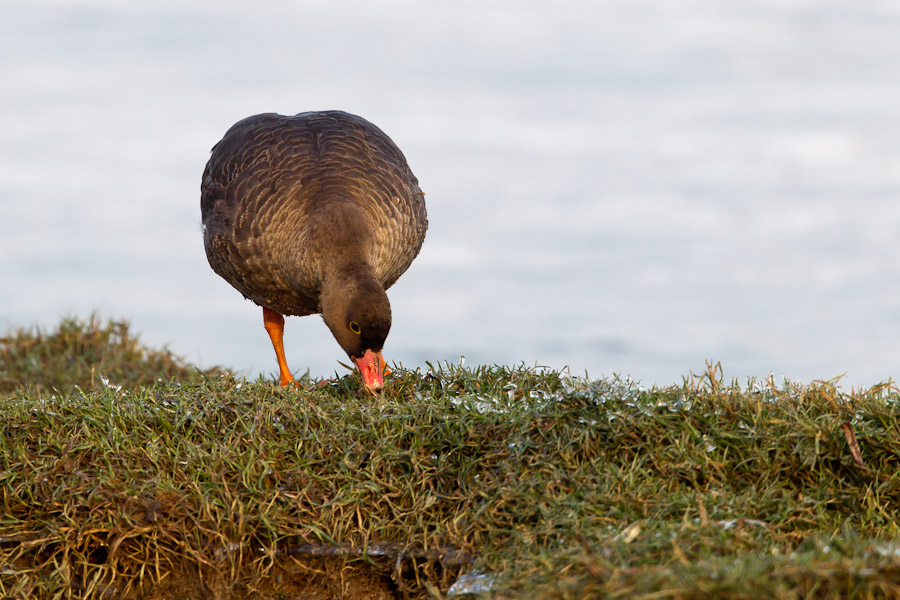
(201, 110, 427, 317)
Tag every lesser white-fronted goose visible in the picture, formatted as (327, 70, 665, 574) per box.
(201, 110, 427, 392)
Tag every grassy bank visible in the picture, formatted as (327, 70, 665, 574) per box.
(2, 317, 900, 599)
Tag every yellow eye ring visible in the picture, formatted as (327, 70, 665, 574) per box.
(349, 321, 361, 335)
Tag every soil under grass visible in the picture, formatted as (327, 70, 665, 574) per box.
(2, 316, 900, 599)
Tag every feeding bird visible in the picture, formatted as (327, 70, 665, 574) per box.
(201, 110, 427, 392)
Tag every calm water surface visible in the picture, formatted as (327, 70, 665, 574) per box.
(2, 0, 900, 387)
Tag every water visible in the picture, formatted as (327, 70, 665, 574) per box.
(2, 0, 899, 387)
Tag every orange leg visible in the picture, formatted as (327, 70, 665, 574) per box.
(262, 307, 297, 387)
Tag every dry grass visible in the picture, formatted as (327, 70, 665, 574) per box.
(2, 317, 900, 599)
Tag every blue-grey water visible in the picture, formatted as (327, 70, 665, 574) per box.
(2, 0, 900, 388)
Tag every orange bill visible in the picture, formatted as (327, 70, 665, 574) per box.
(354, 349, 386, 393)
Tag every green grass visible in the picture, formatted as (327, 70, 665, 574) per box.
(2, 316, 900, 599)
(0, 314, 219, 394)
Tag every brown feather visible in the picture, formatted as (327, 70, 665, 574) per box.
(201, 110, 427, 361)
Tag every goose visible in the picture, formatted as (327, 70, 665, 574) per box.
(201, 110, 427, 392)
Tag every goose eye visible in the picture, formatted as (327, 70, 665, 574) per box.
(349, 321, 361, 335)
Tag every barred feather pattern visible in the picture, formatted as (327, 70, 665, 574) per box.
(201, 111, 427, 317)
